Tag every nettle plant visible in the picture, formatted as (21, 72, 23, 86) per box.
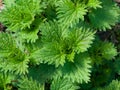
(0, 0, 120, 90)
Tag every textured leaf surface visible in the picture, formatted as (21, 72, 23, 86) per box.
(32, 21, 95, 67)
(56, 0, 87, 28)
(87, 0, 102, 9)
(0, 33, 29, 75)
(0, 0, 42, 31)
(58, 53, 91, 83)
(68, 28, 95, 53)
(0, 32, 15, 57)
(89, 0, 120, 30)
(89, 40, 117, 65)
(51, 76, 79, 90)
(18, 77, 43, 90)
(31, 43, 66, 67)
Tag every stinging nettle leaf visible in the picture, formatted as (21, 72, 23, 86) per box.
(51, 76, 79, 90)
(18, 77, 43, 90)
(58, 53, 92, 83)
(32, 21, 95, 67)
(56, 0, 87, 28)
(0, 0, 44, 31)
(88, 0, 120, 31)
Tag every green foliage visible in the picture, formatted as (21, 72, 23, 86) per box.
(0, 32, 15, 57)
(114, 57, 120, 75)
(18, 16, 43, 42)
(0, 32, 29, 75)
(89, 40, 117, 64)
(88, 0, 120, 30)
(50, 76, 79, 90)
(0, 0, 119, 89)
(0, 72, 14, 90)
(58, 53, 91, 83)
(3, 0, 16, 7)
(28, 64, 56, 83)
(18, 77, 43, 90)
(0, 0, 43, 31)
(56, 0, 87, 28)
(86, 0, 102, 9)
(97, 80, 120, 90)
(0, 0, 46, 42)
(31, 21, 95, 67)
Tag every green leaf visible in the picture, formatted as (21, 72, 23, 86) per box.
(88, 0, 120, 30)
(68, 28, 95, 53)
(0, 32, 15, 57)
(87, 0, 102, 9)
(51, 76, 79, 90)
(89, 40, 117, 64)
(0, 32, 29, 75)
(18, 16, 43, 43)
(32, 21, 94, 67)
(58, 53, 92, 83)
(40, 21, 63, 43)
(28, 64, 56, 83)
(100, 42, 117, 60)
(3, 0, 15, 7)
(0, 0, 43, 31)
(0, 56, 29, 75)
(31, 42, 66, 67)
(18, 77, 43, 90)
(31, 21, 66, 67)
(56, 0, 87, 28)
(0, 72, 16, 90)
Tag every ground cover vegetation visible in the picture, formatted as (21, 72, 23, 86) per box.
(0, 0, 120, 90)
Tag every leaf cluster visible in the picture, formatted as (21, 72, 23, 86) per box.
(0, 0, 119, 90)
